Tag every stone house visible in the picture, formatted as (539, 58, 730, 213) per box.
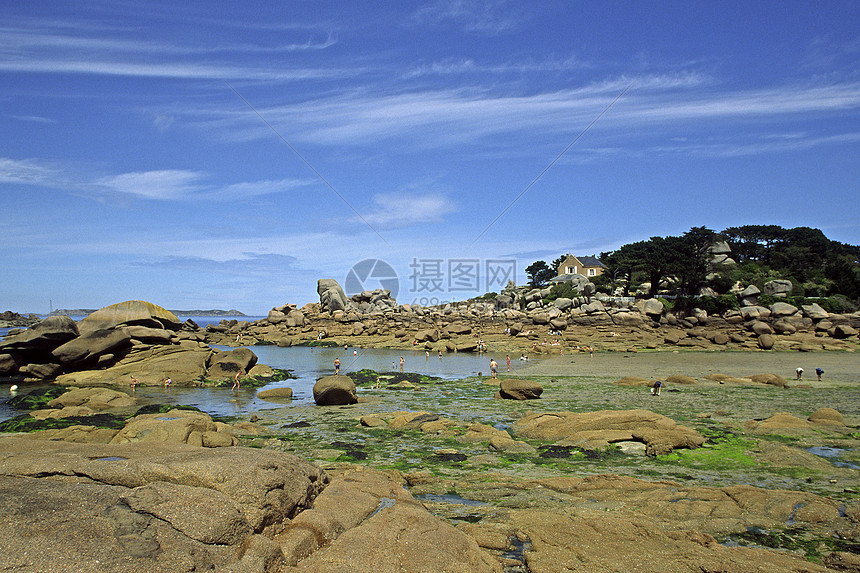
(556, 255, 606, 278)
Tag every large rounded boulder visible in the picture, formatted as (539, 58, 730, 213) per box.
(78, 300, 181, 335)
(497, 378, 543, 400)
(313, 375, 358, 405)
(207, 348, 258, 380)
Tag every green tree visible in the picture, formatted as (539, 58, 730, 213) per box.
(608, 237, 677, 298)
(722, 225, 786, 264)
(525, 260, 554, 288)
(674, 226, 717, 295)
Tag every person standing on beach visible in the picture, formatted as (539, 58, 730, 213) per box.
(506, 355, 511, 372)
(130, 375, 138, 391)
(399, 356, 405, 371)
(651, 380, 662, 396)
(232, 370, 243, 390)
(490, 358, 498, 379)
(816, 368, 824, 381)
(796, 367, 804, 380)
(334, 358, 340, 375)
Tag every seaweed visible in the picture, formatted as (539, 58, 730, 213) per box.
(346, 368, 443, 387)
(727, 526, 860, 562)
(331, 440, 368, 461)
(5, 386, 68, 411)
(0, 412, 127, 433)
(133, 403, 202, 416)
(538, 445, 576, 459)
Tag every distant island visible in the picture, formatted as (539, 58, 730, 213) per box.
(48, 309, 248, 317)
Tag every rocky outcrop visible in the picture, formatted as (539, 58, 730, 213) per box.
(764, 279, 793, 298)
(257, 387, 294, 400)
(512, 409, 705, 455)
(317, 279, 349, 312)
(0, 315, 79, 352)
(313, 375, 358, 405)
(277, 468, 501, 572)
(744, 408, 849, 435)
(197, 270, 860, 354)
(55, 345, 213, 387)
(0, 310, 41, 328)
(500, 489, 836, 573)
(51, 327, 132, 367)
(0, 300, 277, 386)
(497, 378, 543, 400)
(0, 437, 327, 573)
(207, 347, 258, 380)
(77, 300, 182, 335)
(110, 408, 239, 447)
(46, 387, 135, 411)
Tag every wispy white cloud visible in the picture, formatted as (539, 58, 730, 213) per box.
(0, 25, 337, 56)
(0, 157, 60, 185)
(621, 82, 860, 123)
(205, 76, 857, 149)
(96, 170, 205, 200)
(94, 170, 315, 201)
(362, 191, 457, 227)
(401, 54, 592, 78)
(0, 158, 316, 202)
(800, 35, 860, 74)
(650, 132, 860, 158)
(216, 178, 316, 200)
(0, 58, 348, 81)
(7, 114, 55, 124)
(413, 0, 527, 34)
(0, 23, 346, 81)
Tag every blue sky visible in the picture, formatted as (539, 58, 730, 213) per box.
(2, 1, 859, 314)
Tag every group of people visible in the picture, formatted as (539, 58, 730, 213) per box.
(795, 367, 824, 381)
(128, 375, 173, 390)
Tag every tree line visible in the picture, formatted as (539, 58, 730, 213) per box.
(525, 225, 860, 304)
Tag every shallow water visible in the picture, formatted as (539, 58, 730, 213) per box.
(1, 345, 518, 422)
(806, 446, 860, 469)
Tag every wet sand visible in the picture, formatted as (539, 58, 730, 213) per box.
(516, 349, 860, 385)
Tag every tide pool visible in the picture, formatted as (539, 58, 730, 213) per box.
(1, 345, 532, 422)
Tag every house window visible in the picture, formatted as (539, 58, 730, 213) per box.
(566, 266, 577, 274)
(588, 268, 596, 276)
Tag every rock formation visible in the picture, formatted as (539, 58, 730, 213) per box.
(313, 375, 358, 405)
(0, 437, 328, 573)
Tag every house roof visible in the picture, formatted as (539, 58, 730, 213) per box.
(576, 255, 606, 268)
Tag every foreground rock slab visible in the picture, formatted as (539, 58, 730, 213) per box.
(278, 467, 502, 572)
(0, 438, 327, 573)
(509, 507, 835, 573)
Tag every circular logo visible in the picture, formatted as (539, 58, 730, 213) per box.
(344, 258, 399, 299)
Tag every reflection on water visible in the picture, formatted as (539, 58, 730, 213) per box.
(1, 346, 532, 422)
